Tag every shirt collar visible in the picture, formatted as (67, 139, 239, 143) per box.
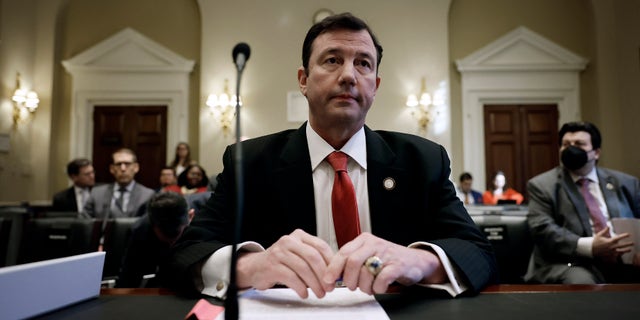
(306, 123, 367, 171)
(114, 181, 135, 192)
(569, 167, 599, 184)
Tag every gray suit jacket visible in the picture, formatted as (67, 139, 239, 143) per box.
(84, 182, 154, 218)
(525, 166, 640, 283)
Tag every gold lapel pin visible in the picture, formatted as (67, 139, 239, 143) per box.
(383, 177, 395, 190)
(606, 183, 614, 190)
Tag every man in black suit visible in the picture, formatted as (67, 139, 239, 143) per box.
(51, 158, 95, 213)
(167, 12, 496, 299)
(526, 121, 640, 283)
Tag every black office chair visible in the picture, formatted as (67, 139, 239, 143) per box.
(18, 217, 102, 264)
(0, 206, 30, 266)
(101, 217, 139, 280)
(39, 211, 81, 218)
(0, 217, 12, 267)
(471, 213, 533, 283)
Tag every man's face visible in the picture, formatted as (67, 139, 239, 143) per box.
(560, 131, 600, 171)
(460, 179, 472, 193)
(71, 165, 95, 188)
(298, 29, 380, 133)
(109, 152, 139, 186)
(159, 169, 176, 187)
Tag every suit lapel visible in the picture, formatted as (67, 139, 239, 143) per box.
(364, 127, 402, 239)
(597, 169, 628, 218)
(274, 125, 317, 235)
(67, 187, 79, 211)
(128, 184, 139, 215)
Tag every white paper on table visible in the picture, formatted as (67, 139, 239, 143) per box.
(612, 218, 640, 264)
(216, 287, 390, 320)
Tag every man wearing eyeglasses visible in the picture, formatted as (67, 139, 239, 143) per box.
(84, 148, 154, 218)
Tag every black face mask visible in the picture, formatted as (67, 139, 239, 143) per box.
(561, 146, 590, 171)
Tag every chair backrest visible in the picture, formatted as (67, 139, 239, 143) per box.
(0, 217, 12, 267)
(18, 217, 102, 264)
(471, 213, 533, 283)
(39, 211, 80, 218)
(0, 206, 30, 266)
(101, 217, 139, 279)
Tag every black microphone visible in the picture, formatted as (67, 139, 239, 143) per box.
(226, 42, 250, 320)
(232, 42, 251, 73)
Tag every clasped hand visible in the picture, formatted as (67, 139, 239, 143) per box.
(592, 227, 634, 264)
(235, 229, 445, 299)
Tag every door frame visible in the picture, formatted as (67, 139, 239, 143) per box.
(71, 91, 185, 163)
(456, 27, 587, 190)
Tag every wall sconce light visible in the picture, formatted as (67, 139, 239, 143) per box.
(206, 78, 242, 135)
(12, 72, 40, 126)
(406, 77, 442, 134)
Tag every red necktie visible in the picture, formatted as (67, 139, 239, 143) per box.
(578, 178, 609, 236)
(326, 151, 360, 248)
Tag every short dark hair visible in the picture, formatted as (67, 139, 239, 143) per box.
(112, 148, 138, 163)
(177, 164, 209, 188)
(147, 192, 189, 239)
(558, 121, 602, 149)
(161, 165, 176, 174)
(302, 12, 383, 75)
(459, 172, 473, 182)
(67, 158, 92, 176)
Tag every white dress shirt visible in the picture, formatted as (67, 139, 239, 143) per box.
(74, 186, 90, 213)
(200, 125, 466, 298)
(572, 168, 612, 258)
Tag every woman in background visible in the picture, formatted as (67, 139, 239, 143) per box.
(482, 171, 524, 205)
(170, 142, 193, 176)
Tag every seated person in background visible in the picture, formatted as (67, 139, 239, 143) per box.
(482, 171, 524, 205)
(456, 172, 483, 205)
(165, 12, 496, 299)
(157, 166, 178, 193)
(84, 148, 155, 218)
(52, 158, 95, 214)
(163, 164, 209, 195)
(526, 121, 640, 284)
(116, 192, 194, 288)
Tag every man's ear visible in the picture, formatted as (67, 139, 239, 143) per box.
(187, 208, 195, 222)
(297, 67, 307, 96)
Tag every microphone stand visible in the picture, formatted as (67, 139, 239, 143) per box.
(225, 59, 245, 320)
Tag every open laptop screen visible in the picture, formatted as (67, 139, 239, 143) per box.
(0, 251, 105, 319)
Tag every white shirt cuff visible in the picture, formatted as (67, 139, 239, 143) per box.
(409, 241, 468, 297)
(200, 241, 265, 299)
(577, 237, 593, 258)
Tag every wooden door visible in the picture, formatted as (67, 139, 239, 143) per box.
(484, 105, 558, 202)
(92, 106, 167, 190)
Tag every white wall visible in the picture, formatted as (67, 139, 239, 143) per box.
(198, 0, 453, 175)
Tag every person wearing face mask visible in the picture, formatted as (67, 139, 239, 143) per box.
(525, 121, 640, 284)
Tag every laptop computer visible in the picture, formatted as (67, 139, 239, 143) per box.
(0, 251, 105, 319)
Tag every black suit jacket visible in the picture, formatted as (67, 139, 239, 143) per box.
(167, 124, 497, 294)
(52, 187, 78, 212)
(116, 215, 171, 288)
